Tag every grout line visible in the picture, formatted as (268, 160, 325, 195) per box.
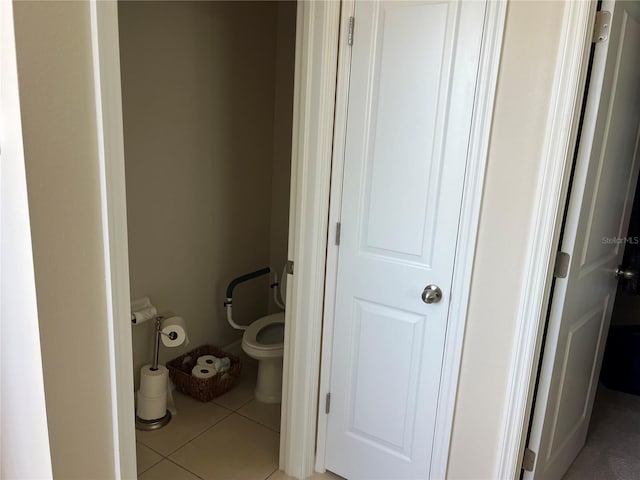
(211, 391, 255, 412)
(234, 395, 256, 411)
(137, 397, 234, 459)
(234, 409, 281, 433)
(263, 466, 280, 480)
(136, 441, 167, 460)
(140, 413, 282, 480)
(135, 447, 164, 476)
(165, 413, 277, 480)
(163, 408, 235, 458)
(164, 457, 207, 480)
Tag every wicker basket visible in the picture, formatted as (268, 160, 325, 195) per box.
(166, 345, 241, 402)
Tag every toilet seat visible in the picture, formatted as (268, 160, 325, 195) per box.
(241, 312, 285, 359)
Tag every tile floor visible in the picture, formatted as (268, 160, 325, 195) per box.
(136, 353, 341, 480)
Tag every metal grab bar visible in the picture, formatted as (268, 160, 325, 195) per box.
(225, 267, 271, 300)
(224, 267, 277, 330)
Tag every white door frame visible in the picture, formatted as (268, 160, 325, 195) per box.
(314, 1, 507, 477)
(496, 2, 599, 478)
(91, 1, 343, 478)
(279, 1, 342, 478)
(90, 2, 137, 478)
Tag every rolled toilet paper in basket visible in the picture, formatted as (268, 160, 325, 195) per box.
(161, 316, 188, 347)
(196, 355, 219, 369)
(196, 355, 231, 372)
(192, 365, 217, 379)
(139, 364, 168, 397)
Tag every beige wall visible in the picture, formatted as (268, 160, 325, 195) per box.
(13, 1, 116, 478)
(269, 1, 296, 311)
(118, 1, 294, 380)
(448, 1, 567, 478)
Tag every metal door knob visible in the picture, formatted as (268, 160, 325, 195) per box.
(615, 266, 638, 280)
(422, 285, 442, 304)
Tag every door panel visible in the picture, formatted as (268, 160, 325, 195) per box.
(361, 1, 448, 261)
(324, 2, 487, 479)
(349, 300, 425, 455)
(526, 2, 640, 478)
(547, 299, 608, 456)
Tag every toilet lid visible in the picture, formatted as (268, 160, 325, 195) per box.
(243, 312, 285, 350)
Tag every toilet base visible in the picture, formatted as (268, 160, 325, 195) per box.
(254, 356, 283, 404)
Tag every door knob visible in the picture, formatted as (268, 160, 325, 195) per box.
(615, 266, 638, 280)
(422, 285, 442, 304)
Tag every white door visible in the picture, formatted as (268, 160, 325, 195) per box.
(526, 2, 640, 479)
(324, 2, 487, 478)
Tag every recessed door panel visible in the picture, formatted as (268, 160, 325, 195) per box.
(547, 299, 608, 461)
(361, 2, 449, 263)
(348, 300, 424, 456)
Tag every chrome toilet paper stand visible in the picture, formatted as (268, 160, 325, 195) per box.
(135, 316, 176, 431)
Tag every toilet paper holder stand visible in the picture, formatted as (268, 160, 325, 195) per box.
(135, 316, 176, 431)
(151, 315, 177, 371)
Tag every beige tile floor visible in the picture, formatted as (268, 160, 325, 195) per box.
(136, 353, 342, 480)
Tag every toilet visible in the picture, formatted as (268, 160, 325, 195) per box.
(224, 266, 287, 404)
(241, 312, 285, 403)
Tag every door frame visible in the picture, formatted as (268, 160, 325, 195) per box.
(279, 1, 342, 478)
(314, 1, 507, 477)
(495, 2, 599, 478)
(92, 1, 342, 478)
(90, 2, 137, 477)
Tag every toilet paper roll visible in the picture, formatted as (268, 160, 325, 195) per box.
(196, 355, 219, 369)
(136, 391, 167, 420)
(192, 365, 217, 379)
(139, 364, 168, 398)
(161, 316, 188, 347)
(131, 305, 157, 325)
(131, 296, 152, 311)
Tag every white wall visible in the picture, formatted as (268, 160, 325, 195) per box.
(118, 1, 294, 381)
(13, 1, 117, 478)
(448, 1, 567, 478)
(0, 1, 52, 478)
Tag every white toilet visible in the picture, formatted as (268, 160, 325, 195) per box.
(241, 312, 285, 403)
(224, 266, 287, 404)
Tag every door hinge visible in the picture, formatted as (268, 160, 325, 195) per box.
(554, 251, 570, 279)
(325, 392, 331, 414)
(347, 16, 355, 46)
(286, 260, 294, 275)
(335, 222, 341, 246)
(593, 10, 612, 43)
(522, 447, 536, 472)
